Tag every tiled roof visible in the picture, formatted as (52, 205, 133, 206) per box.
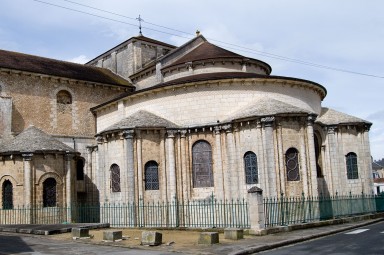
(0, 49, 132, 87)
(316, 108, 371, 126)
(225, 97, 311, 121)
(133, 35, 176, 49)
(0, 126, 75, 154)
(99, 110, 179, 133)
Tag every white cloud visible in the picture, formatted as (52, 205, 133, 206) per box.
(67, 55, 89, 64)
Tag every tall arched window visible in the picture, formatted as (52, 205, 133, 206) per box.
(2, 180, 13, 209)
(43, 178, 57, 207)
(346, 152, 358, 179)
(110, 164, 121, 192)
(286, 148, 300, 181)
(314, 133, 323, 178)
(192, 140, 214, 187)
(145, 161, 159, 190)
(244, 151, 258, 184)
(76, 158, 85, 180)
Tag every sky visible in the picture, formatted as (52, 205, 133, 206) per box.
(1, 0, 383, 159)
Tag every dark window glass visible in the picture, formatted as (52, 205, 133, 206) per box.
(2, 180, 13, 209)
(286, 148, 300, 181)
(43, 178, 57, 207)
(192, 140, 214, 187)
(145, 161, 159, 190)
(244, 151, 258, 184)
(346, 152, 358, 179)
(76, 158, 84, 180)
(111, 164, 121, 192)
(314, 134, 323, 178)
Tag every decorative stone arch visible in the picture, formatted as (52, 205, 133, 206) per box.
(37, 172, 63, 186)
(50, 85, 78, 130)
(0, 176, 17, 209)
(0, 175, 19, 186)
(36, 172, 64, 207)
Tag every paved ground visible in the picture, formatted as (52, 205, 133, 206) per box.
(0, 217, 382, 255)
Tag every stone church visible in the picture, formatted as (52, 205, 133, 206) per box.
(0, 32, 373, 216)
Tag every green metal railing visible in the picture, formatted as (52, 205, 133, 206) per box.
(264, 193, 384, 228)
(0, 198, 249, 228)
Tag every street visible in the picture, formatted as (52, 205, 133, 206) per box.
(259, 221, 384, 255)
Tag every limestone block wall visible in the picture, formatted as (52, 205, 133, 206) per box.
(0, 96, 12, 137)
(0, 158, 24, 206)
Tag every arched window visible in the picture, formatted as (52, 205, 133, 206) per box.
(43, 178, 57, 207)
(56, 90, 72, 113)
(76, 158, 85, 180)
(314, 133, 323, 178)
(286, 148, 300, 181)
(110, 164, 121, 192)
(346, 152, 358, 179)
(244, 151, 258, 184)
(192, 140, 214, 187)
(145, 161, 159, 190)
(2, 180, 13, 209)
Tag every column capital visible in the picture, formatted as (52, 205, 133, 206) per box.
(64, 153, 75, 161)
(261, 116, 275, 127)
(307, 114, 317, 126)
(221, 124, 232, 133)
(96, 136, 104, 144)
(179, 129, 188, 138)
(327, 126, 337, 134)
(122, 129, 135, 139)
(214, 125, 221, 135)
(22, 153, 33, 161)
(166, 130, 177, 138)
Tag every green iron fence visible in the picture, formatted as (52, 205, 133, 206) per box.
(264, 193, 384, 228)
(0, 198, 249, 228)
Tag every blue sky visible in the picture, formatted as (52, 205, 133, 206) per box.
(1, 0, 383, 159)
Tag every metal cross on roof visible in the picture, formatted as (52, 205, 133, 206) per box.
(136, 15, 144, 36)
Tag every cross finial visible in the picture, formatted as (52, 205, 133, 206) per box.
(136, 15, 144, 36)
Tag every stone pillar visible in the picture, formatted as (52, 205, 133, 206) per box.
(300, 125, 309, 196)
(136, 130, 143, 201)
(22, 153, 33, 208)
(96, 136, 105, 202)
(86, 147, 94, 203)
(214, 126, 225, 200)
(247, 187, 265, 233)
(276, 123, 285, 195)
(223, 124, 234, 199)
(159, 130, 167, 201)
(307, 115, 318, 196)
(261, 117, 277, 197)
(65, 153, 74, 222)
(166, 130, 177, 201)
(180, 130, 189, 201)
(122, 130, 135, 203)
(326, 126, 337, 194)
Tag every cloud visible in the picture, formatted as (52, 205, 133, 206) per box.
(67, 55, 89, 64)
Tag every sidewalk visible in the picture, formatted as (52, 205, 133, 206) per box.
(43, 215, 383, 255)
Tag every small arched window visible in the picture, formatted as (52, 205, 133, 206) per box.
(286, 148, 300, 181)
(76, 158, 85, 180)
(57, 90, 72, 104)
(192, 140, 214, 188)
(346, 152, 358, 179)
(110, 164, 121, 192)
(2, 180, 13, 209)
(145, 161, 159, 190)
(244, 151, 258, 184)
(43, 178, 57, 207)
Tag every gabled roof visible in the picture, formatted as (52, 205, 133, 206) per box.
(316, 108, 371, 126)
(0, 126, 75, 154)
(99, 110, 179, 134)
(0, 49, 132, 87)
(224, 97, 312, 122)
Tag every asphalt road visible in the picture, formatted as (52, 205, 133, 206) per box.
(0, 233, 175, 255)
(259, 221, 384, 255)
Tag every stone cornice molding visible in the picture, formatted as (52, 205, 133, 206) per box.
(261, 116, 275, 127)
(221, 124, 232, 133)
(22, 153, 33, 161)
(166, 130, 177, 138)
(122, 129, 135, 139)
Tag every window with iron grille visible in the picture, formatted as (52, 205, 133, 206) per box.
(43, 178, 57, 207)
(244, 151, 258, 184)
(346, 152, 358, 179)
(145, 161, 159, 190)
(2, 180, 13, 209)
(286, 148, 300, 181)
(110, 164, 121, 192)
(192, 140, 214, 187)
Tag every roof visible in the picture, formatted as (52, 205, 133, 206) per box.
(316, 108, 371, 126)
(0, 126, 75, 154)
(0, 49, 132, 87)
(225, 97, 312, 122)
(99, 110, 179, 134)
(162, 41, 271, 73)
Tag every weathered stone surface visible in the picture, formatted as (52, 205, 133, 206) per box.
(72, 227, 89, 238)
(103, 230, 122, 241)
(224, 228, 243, 240)
(198, 232, 219, 245)
(141, 231, 162, 246)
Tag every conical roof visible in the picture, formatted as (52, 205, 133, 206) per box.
(316, 108, 371, 126)
(0, 126, 75, 154)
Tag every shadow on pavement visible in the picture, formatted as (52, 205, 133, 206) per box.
(0, 235, 34, 254)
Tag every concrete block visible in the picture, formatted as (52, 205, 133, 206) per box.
(141, 231, 162, 246)
(224, 228, 244, 240)
(198, 232, 219, 245)
(72, 228, 89, 238)
(103, 230, 122, 242)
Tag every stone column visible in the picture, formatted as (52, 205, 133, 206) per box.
(96, 136, 105, 202)
(307, 115, 318, 196)
(276, 123, 286, 195)
(261, 117, 277, 197)
(247, 187, 265, 233)
(326, 126, 337, 194)
(300, 125, 309, 196)
(213, 126, 225, 200)
(122, 130, 135, 203)
(86, 146, 95, 203)
(166, 130, 177, 201)
(22, 153, 33, 208)
(180, 130, 189, 201)
(159, 130, 167, 201)
(136, 130, 143, 201)
(223, 124, 235, 199)
(65, 153, 74, 222)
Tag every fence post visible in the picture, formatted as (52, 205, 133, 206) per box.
(247, 187, 265, 234)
